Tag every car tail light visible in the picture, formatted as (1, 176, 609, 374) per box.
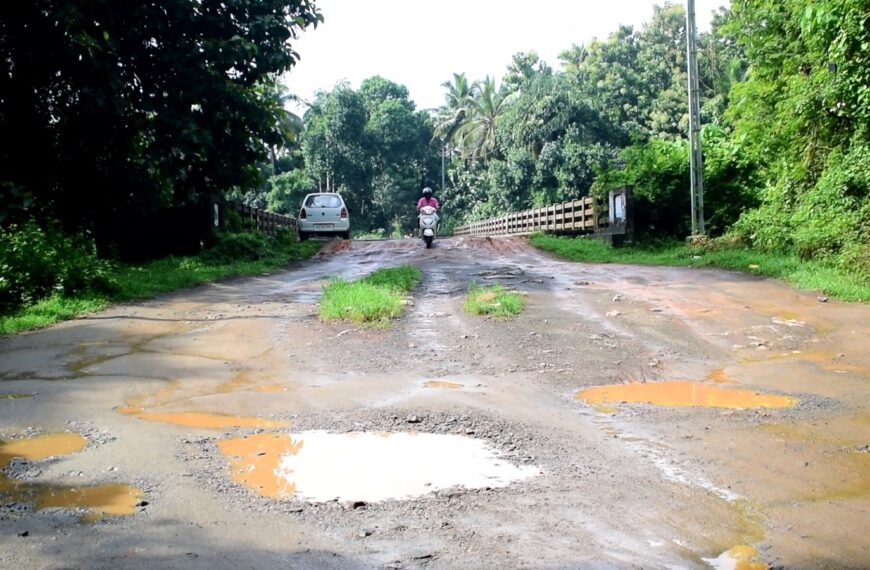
(340, 207, 348, 219)
(299, 208, 307, 219)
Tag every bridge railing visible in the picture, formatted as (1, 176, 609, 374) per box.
(454, 196, 609, 237)
(228, 202, 295, 236)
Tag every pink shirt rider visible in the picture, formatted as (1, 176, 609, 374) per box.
(417, 196, 440, 210)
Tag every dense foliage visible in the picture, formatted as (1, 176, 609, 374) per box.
(300, 78, 439, 233)
(0, 222, 116, 313)
(427, 1, 867, 275)
(0, 0, 321, 249)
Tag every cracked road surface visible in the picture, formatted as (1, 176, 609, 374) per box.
(1, 236, 868, 569)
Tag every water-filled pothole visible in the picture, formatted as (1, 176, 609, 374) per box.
(703, 544, 766, 570)
(119, 406, 289, 429)
(0, 393, 34, 400)
(424, 380, 464, 389)
(577, 381, 796, 409)
(0, 433, 142, 521)
(219, 431, 538, 502)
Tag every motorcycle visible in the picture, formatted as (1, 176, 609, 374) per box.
(418, 205, 439, 248)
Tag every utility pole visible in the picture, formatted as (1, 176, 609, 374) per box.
(441, 140, 446, 193)
(686, 0, 705, 235)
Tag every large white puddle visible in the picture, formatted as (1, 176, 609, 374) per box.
(220, 431, 540, 502)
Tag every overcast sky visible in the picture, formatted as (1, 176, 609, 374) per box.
(283, 0, 729, 114)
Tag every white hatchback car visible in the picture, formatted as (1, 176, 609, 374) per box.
(296, 193, 350, 240)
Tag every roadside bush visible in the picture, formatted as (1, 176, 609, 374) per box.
(731, 141, 870, 268)
(199, 231, 275, 264)
(0, 221, 116, 314)
(592, 127, 760, 239)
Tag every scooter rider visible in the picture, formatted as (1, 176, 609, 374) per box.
(417, 187, 440, 229)
(417, 187, 440, 212)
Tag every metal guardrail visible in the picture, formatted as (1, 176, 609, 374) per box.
(454, 196, 609, 237)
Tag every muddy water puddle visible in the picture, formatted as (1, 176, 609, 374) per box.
(0, 433, 142, 521)
(119, 407, 288, 429)
(0, 393, 34, 400)
(704, 545, 767, 570)
(577, 381, 796, 409)
(220, 431, 538, 502)
(424, 380, 464, 389)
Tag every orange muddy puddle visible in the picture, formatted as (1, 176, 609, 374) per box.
(219, 433, 303, 498)
(577, 382, 796, 409)
(424, 380, 464, 389)
(0, 433, 142, 521)
(706, 369, 739, 384)
(703, 544, 767, 570)
(118, 407, 288, 429)
(0, 433, 87, 464)
(219, 431, 539, 502)
(254, 384, 287, 392)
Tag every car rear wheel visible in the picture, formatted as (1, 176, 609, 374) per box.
(298, 231, 308, 241)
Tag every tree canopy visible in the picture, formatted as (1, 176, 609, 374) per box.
(1, 0, 321, 252)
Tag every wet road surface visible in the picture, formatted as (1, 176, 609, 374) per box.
(0, 236, 868, 569)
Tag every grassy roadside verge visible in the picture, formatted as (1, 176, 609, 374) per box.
(529, 234, 870, 303)
(319, 265, 421, 325)
(464, 283, 525, 317)
(0, 238, 322, 336)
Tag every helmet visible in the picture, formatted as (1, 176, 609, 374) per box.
(422, 187, 432, 197)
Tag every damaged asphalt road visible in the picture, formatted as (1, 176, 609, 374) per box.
(0, 236, 868, 569)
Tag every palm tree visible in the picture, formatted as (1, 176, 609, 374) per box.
(435, 73, 474, 147)
(455, 76, 512, 160)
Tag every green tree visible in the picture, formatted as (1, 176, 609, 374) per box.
(435, 73, 475, 148)
(0, 0, 322, 255)
(267, 169, 316, 215)
(456, 76, 512, 160)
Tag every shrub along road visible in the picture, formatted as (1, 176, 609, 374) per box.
(0, 237, 868, 569)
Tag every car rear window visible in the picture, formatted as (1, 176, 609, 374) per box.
(305, 194, 342, 208)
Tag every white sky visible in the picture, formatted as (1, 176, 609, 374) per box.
(283, 0, 728, 114)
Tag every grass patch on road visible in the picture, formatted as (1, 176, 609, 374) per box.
(464, 283, 525, 317)
(320, 265, 421, 324)
(529, 234, 870, 303)
(0, 235, 322, 336)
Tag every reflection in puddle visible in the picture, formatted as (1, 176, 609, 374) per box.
(219, 433, 302, 498)
(118, 407, 288, 429)
(703, 545, 766, 570)
(219, 431, 539, 502)
(424, 380, 464, 389)
(577, 382, 796, 409)
(0, 433, 142, 521)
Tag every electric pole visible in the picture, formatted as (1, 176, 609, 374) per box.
(686, 0, 705, 235)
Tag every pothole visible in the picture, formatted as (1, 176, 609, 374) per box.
(577, 381, 797, 409)
(703, 544, 766, 570)
(219, 431, 540, 502)
(118, 407, 289, 429)
(0, 432, 142, 522)
(423, 380, 464, 389)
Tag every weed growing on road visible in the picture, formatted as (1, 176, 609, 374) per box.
(464, 283, 525, 317)
(319, 265, 421, 324)
(529, 235, 869, 303)
(362, 266, 422, 293)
